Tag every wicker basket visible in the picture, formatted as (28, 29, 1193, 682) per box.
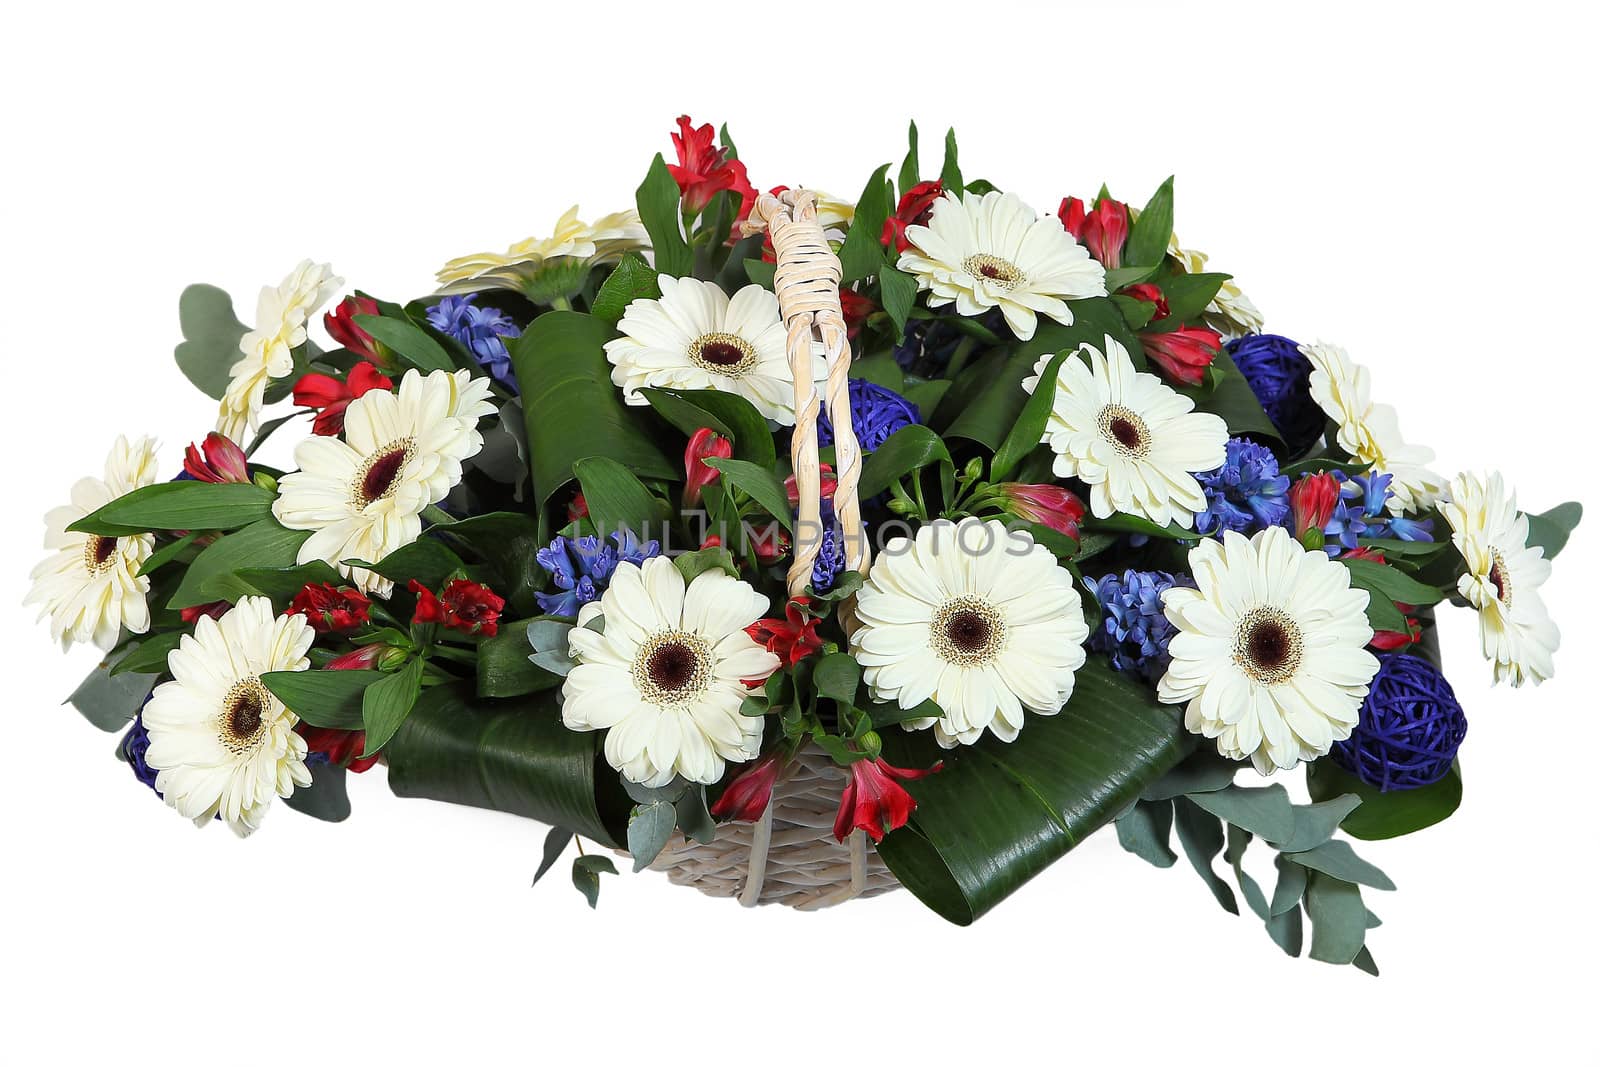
(636, 189, 901, 908)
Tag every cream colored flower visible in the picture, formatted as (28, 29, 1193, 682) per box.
(273, 369, 495, 596)
(1159, 526, 1379, 774)
(1302, 341, 1445, 512)
(1023, 335, 1228, 528)
(217, 260, 343, 443)
(898, 190, 1107, 341)
(1167, 236, 1265, 340)
(851, 518, 1089, 748)
(562, 557, 779, 787)
(1441, 471, 1560, 686)
(26, 436, 160, 651)
(142, 596, 314, 836)
(436, 206, 650, 295)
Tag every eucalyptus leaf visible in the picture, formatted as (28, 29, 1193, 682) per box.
(173, 284, 249, 400)
(1189, 784, 1296, 844)
(534, 826, 572, 884)
(1305, 872, 1368, 965)
(627, 801, 677, 871)
(1271, 853, 1309, 916)
(1173, 797, 1238, 914)
(1524, 500, 1581, 560)
(571, 854, 618, 908)
(67, 649, 158, 731)
(1288, 839, 1397, 891)
(1114, 799, 1177, 868)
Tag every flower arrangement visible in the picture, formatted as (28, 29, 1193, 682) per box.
(28, 118, 1582, 971)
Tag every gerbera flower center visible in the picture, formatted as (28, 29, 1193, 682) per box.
(963, 253, 1025, 291)
(1097, 404, 1152, 458)
(219, 678, 272, 752)
(688, 331, 758, 379)
(1233, 607, 1304, 686)
(1487, 548, 1512, 607)
(352, 438, 415, 508)
(632, 630, 713, 705)
(931, 596, 1007, 666)
(82, 535, 119, 575)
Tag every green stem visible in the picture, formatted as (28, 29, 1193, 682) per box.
(422, 504, 457, 526)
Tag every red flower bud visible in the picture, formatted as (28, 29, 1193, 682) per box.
(323, 296, 387, 365)
(749, 522, 790, 565)
(293, 361, 394, 436)
(1140, 325, 1221, 386)
(1058, 196, 1129, 270)
(1289, 472, 1342, 538)
(325, 644, 387, 671)
(881, 180, 944, 253)
(683, 427, 733, 507)
(833, 756, 942, 843)
(179, 601, 230, 624)
(784, 463, 837, 507)
(745, 597, 823, 669)
(409, 579, 505, 637)
(1121, 282, 1170, 321)
(667, 115, 755, 220)
(297, 724, 381, 773)
(182, 432, 251, 484)
(838, 288, 875, 340)
(567, 492, 589, 522)
(709, 750, 788, 822)
(287, 583, 372, 634)
(998, 483, 1086, 540)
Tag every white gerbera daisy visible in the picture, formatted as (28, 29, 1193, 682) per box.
(1023, 335, 1228, 528)
(142, 596, 314, 836)
(1167, 237, 1265, 339)
(218, 260, 343, 443)
(850, 518, 1089, 748)
(897, 190, 1107, 341)
(273, 368, 495, 596)
(1302, 342, 1445, 513)
(436, 206, 649, 294)
(1441, 471, 1560, 686)
(25, 435, 160, 651)
(604, 276, 822, 425)
(1158, 526, 1379, 774)
(562, 556, 780, 788)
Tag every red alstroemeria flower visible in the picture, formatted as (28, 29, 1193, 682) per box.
(1343, 547, 1423, 649)
(833, 756, 943, 843)
(323, 295, 388, 366)
(179, 601, 230, 624)
(749, 522, 790, 565)
(709, 750, 789, 822)
(1289, 472, 1342, 539)
(298, 725, 382, 773)
(745, 597, 823, 668)
(838, 288, 875, 340)
(1058, 196, 1130, 270)
(326, 644, 386, 671)
(567, 491, 589, 522)
(410, 579, 505, 637)
(683, 427, 733, 508)
(287, 582, 372, 634)
(183, 432, 251, 484)
(1140, 325, 1221, 386)
(998, 483, 1086, 540)
(668, 115, 755, 219)
(784, 463, 838, 507)
(1121, 282, 1170, 321)
(881, 179, 944, 253)
(293, 361, 394, 436)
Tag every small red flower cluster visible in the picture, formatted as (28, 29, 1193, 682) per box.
(668, 116, 755, 220)
(881, 179, 944, 253)
(745, 597, 824, 668)
(287, 583, 372, 634)
(409, 579, 505, 637)
(294, 361, 394, 436)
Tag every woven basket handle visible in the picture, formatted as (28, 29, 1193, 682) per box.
(742, 190, 870, 598)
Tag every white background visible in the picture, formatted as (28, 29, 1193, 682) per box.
(2, 1, 1594, 1063)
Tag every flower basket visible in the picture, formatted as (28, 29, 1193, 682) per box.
(31, 117, 1582, 968)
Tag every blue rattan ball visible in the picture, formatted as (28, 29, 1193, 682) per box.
(1226, 333, 1324, 455)
(1332, 653, 1467, 791)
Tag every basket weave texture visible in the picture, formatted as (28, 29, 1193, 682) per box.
(636, 189, 900, 908)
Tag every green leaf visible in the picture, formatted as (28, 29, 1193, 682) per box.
(360, 657, 425, 755)
(167, 519, 309, 610)
(1339, 557, 1446, 606)
(636, 153, 692, 278)
(1266, 901, 1305, 957)
(900, 378, 949, 422)
(873, 657, 1189, 925)
(109, 631, 184, 676)
(1307, 757, 1463, 841)
(1140, 748, 1235, 801)
(574, 456, 661, 541)
(227, 560, 344, 607)
(284, 761, 351, 823)
(638, 386, 777, 469)
(353, 314, 455, 373)
(1173, 797, 1238, 914)
(990, 352, 1065, 482)
(838, 164, 892, 283)
(1124, 176, 1174, 268)
(703, 457, 793, 531)
(1156, 272, 1230, 324)
(1115, 799, 1177, 868)
(672, 547, 739, 585)
(67, 648, 158, 731)
(1172, 348, 1281, 445)
(1305, 872, 1368, 965)
(675, 787, 717, 845)
(879, 267, 917, 334)
(364, 538, 467, 592)
(898, 120, 920, 194)
(744, 257, 776, 290)
(138, 530, 202, 577)
(1275, 793, 1363, 853)
(261, 669, 384, 730)
(1188, 784, 1296, 844)
(813, 653, 861, 706)
(1525, 501, 1582, 560)
(436, 512, 546, 617)
(571, 854, 618, 908)
(858, 425, 952, 499)
(513, 311, 677, 508)
(534, 827, 572, 884)
(173, 284, 248, 400)
(938, 128, 963, 197)
(477, 618, 562, 698)
(1288, 839, 1396, 891)
(70, 481, 277, 537)
(590, 253, 660, 324)
(627, 801, 677, 871)
(1103, 264, 1161, 292)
